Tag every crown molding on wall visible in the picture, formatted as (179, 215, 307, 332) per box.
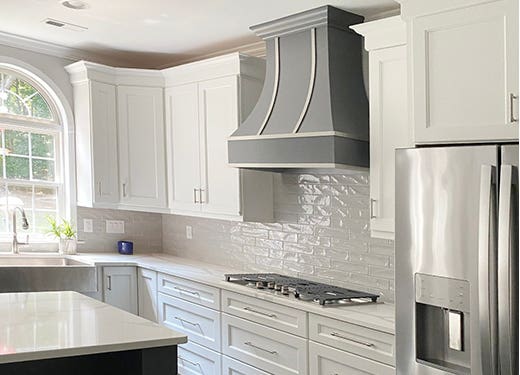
(0, 30, 266, 69)
(0, 30, 126, 66)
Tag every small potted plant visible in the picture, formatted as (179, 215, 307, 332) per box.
(47, 216, 77, 255)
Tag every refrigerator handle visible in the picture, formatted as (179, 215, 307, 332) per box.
(478, 165, 498, 375)
(498, 164, 518, 375)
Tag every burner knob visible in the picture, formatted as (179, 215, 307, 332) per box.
(274, 283, 282, 292)
(281, 285, 290, 295)
(267, 281, 276, 289)
(255, 281, 265, 289)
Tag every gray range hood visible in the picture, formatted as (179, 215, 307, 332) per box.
(228, 6, 369, 170)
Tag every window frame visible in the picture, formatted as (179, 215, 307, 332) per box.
(0, 67, 66, 246)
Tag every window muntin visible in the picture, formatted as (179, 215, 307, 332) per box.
(0, 68, 63, 247)
(0, 72, 54, 122)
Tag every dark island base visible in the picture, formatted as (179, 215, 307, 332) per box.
(0, 345, 178, 375)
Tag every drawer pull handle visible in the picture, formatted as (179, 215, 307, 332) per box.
(174, 286, 200, 297)
(174, 316, 201, 327)
(510, 93, 518, 123)
(370, 198, 377, 219)
(243, 306, 277, 318)
(178, 356, 201, 367)
(330, 332, 375, 347)
(244, 341, 278, 355)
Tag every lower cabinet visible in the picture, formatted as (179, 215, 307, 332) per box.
(222, 355, 269, 375)
(137, 268, 158, 322)
(221, 313, 308, 375)
(102, 266, 138, 314)
(309, 341, 395, 375)
(122, 268, 397, 375)
(178, 341, 221, 375)
(309, 313, 395, 366)
(158, 292, 221, 351)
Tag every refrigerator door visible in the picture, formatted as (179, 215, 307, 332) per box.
(498, 145, 518, 375)
(396, 145, 499, 375)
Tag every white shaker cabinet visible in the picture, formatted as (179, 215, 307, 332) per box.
(137, 268, 158, 322)
(352, 17, 412, 240)
(102, 266, 138, 315)
(165, 83, 201, 214)
(65, 66, 119, 208)
(399, 0, 519, 143)
(117, 86, 168, 211)
(164, 54, 274, 221)
(66, 61, 167, 213)
(309, 341, 395, 375)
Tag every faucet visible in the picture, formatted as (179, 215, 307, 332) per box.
(12, 206, 29, 254)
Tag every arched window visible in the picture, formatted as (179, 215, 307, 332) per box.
(0, 67, 64, 243)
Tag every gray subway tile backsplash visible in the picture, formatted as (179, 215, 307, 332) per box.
(77, 171, 395, 302)
(162, 171, 395, 302)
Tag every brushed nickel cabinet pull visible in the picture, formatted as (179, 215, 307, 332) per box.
(244, 341, 278, 354)
(510, 93, 518, 123)
(199, 189, 205, 204)
(174, 286, 200, 296)
(178, 356, 200, 367)
(370, 198, 377, 219)
(106, 275, 112, 291)
(97, 181, 102, 195)
(122, 183, 127, 197)
(174, 316, 200, 327)
(193, 188, 199, 203)
(243, 306, 277, 318)
(330, 332, 375, 347)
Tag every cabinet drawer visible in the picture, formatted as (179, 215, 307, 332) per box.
(222, 356, 269, 375)
(222, 313, 307, 375)
(309, 341, 395, 375)
(158, 273, 220, 309)
(221, 290, 307, 337)
(158, 293, 221, 351)
(178, 341, 221, 375)
(309, 313, 395, 366)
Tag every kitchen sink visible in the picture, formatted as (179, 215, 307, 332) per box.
(0, 255, 97, 293)
(0, 256, 88, 266)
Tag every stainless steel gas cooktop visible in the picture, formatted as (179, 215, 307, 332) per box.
(225, 273, 379, 306)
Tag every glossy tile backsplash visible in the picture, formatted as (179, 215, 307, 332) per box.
(162, 172, 395, 302)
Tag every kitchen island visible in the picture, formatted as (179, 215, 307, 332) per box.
(0, 291, 187, 374)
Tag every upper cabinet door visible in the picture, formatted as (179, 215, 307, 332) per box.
(412, 0, 519, 143)
(117, 86, 167, 209)
(198, 76, 241, 216)
(369, 45, 411, 239)
(165, 83, 202, 213)
(90, 81, 119, 204)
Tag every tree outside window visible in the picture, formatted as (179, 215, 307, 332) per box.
(0, 70, 63, 246)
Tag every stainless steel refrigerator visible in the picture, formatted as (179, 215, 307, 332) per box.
(395, 144, 518, 375)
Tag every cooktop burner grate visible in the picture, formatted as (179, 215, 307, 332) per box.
(225, 273, 379, 305)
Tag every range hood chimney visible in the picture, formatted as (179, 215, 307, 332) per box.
(228, 6, 369, 170)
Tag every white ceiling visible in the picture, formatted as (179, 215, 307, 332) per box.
(0, 0, 399, 68)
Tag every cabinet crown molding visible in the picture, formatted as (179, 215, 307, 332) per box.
(250, 5, 364, 39)
(395, 0, 503, 19)
(65, 60, 165, 87)
(350, 16, 406, 50)
(162, 52, 265, 87)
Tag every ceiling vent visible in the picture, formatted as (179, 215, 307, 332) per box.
(42, 18, 87, 32)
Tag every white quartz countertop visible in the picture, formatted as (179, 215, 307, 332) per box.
(71, 252, 395, 334)
(0, 291, 187, 364)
